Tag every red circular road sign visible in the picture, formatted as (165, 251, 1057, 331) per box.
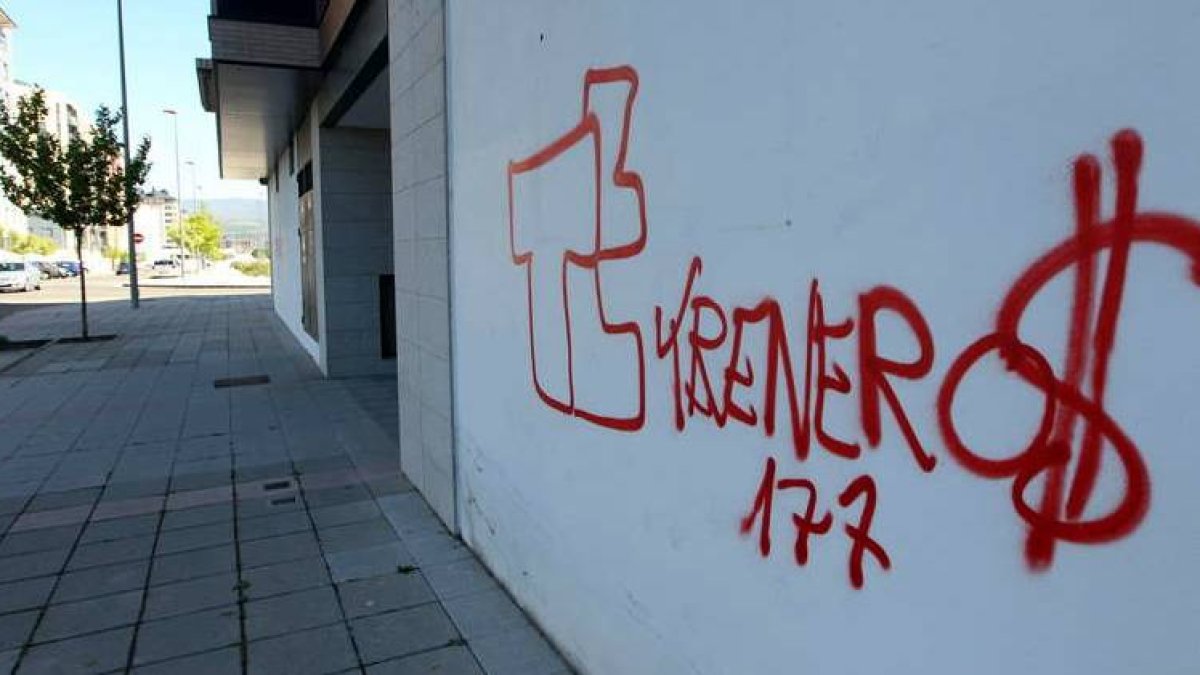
(133, 233, 144, 244)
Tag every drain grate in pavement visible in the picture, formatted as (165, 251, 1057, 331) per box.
(263, 480, 292, 491)
(213, 374, 270, 389)
(269, 495, 297, 506)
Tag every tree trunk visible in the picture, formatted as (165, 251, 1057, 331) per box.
(75, 231, 88, 340)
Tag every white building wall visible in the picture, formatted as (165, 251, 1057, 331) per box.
(447, 2, 1200, 674)
(129, 195, 175, 260)
(388, 0, 454, 527)
(268, 147, 317, 361)
(316, 125, 394, 377)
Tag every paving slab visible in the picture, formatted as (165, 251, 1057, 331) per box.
(53, 559, 150, 603)
(67, 534, 154, 571)
(131, 606, 240, 667)
(244, 585, 343, 640)
(0, 524, 81, 558)
(132, 646, 241, 675)
(0, 609, 38, 650)
(239, 556, 331, 601)
(155, 520, 234, 555)
(35, 588, 144, 643)
(469, 624, 572, 675)
(79, 513, 159, 544)
(443, 588, 530, 640)
(350, 603, 460, 665)
(150, 543, 236, 586)
(366, 646, 484, 675)
(337, 571, 436, 619)
(17, 626, 134, 674)
(326, 542, 414, 583)
(0, 295, 573, 675)
(237, 510, 311, 541)
(0, 547, 70, 583)
(240, 530, 321, 569)
(143, 573, 238, 620)
(0, 576, 55, 614)
(247, 623, 359, 675)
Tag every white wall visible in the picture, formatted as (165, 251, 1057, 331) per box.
(315, 125, 395, 377)
(131, 200, 169, 260)
(268, 146, 318, 362)
(389, 0, 455, 528)
(447, 2, 1200, 673)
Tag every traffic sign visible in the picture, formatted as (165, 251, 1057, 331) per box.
(133, 233, 144, 244)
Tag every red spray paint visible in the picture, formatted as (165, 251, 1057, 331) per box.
(938, 130, 1200, 569)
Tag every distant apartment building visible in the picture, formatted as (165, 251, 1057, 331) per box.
(9, 81, 83, 145)
(124, 189, 179, 260)
(20, 85, 97, 256)
(0, 6, 11, 85)
(0, 6, 25, 238)
(0, 5, 95, 257)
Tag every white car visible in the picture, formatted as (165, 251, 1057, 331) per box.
(0, 261, 41, 292)
(152, 259, 180, 277)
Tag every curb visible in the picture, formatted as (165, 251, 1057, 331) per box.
(120, 283, 270, 290)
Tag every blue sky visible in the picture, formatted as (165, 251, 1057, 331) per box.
(4, 0, 264, 201)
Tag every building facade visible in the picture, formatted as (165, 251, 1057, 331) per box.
(200, 2, 1200, 673)
(124, 189, 179, 261)
(0, 7, 25, 238)
(0, 5, 102, 260)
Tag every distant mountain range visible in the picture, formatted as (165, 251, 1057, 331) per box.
(204, 199, 267, 234)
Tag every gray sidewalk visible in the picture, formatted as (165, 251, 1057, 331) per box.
(0, 293, 570, 674)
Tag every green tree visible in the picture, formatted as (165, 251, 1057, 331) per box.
(168, 210, 224, 263)
(0, 227, 55, 255)
(102, 244, 127, 269)
(0, 88, 150, 338)
(10, 232, 57, 256)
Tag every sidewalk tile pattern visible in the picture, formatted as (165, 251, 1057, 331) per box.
(0, 294, 571, 674)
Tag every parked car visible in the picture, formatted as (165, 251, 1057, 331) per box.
(116, 261, 131, 275)
(152, 258, 179, 276)
(0, 261, 41, 292)
(34, 261, 67, 279)
(56, 261, 81, 277)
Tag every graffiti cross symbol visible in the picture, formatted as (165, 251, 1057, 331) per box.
(506, 66, 648, 432)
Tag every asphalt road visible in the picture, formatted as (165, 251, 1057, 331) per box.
(0, 274, 267, 322)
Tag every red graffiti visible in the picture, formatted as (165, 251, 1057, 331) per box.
(655, 262, 936, 471)
(740, 457, 884, 589)
(507, 66, 647, 431)
(859, 288, 937, 472)
(938, 129, 1200, 569)
(837, 475, 890, 589)
(507, 64, 1196, 585)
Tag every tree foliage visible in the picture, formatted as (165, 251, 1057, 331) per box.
(0, 87, 151, 338)
(168, 210, 225, 261)
(0, 88, 150, 234)
(0, 227, 57, 255)
(231, 259, 270, 277)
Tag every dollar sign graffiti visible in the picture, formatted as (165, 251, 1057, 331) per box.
(938, 129, 1200, 569)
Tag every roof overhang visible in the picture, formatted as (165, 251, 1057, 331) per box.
(200, 16, 324, 180)
(196, 59, 216, 112)
(208, 61, 320, 180)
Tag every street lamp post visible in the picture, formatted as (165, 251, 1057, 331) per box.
(185, 160, 197, 212)
(163, 108, 184, 279)
(117, 0, 139, 308)
(186, 160, 200, 268)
